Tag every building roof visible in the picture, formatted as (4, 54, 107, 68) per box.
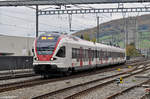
(0, 0, 149, 6)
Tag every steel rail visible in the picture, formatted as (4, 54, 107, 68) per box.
(0, 72, 37, 80)
(0, 60, 147, 94)
(64, 65, 150, 99)
(105, 80, 150, 99)
(33, 61, 150, 99)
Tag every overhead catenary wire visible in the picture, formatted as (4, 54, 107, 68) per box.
(26, 3, 113, 32)
(1, 13, 58, 28)
(0, 3, 126, 34)
(0, 8, 63, 31)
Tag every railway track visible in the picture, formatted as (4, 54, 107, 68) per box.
(0, 69, 33, 75)
(0, 58, 142, 81)
(0, 64, 128, 93)
(141, 93, 150, 99)
(0, 72, 37, 80)
(32, 60, 150, 99)
(0, 69, 37, 80)
(105, 80, 150, 99)
(0, 60, 149, 97)
(0, 61, 149, 98)
(130, 81, 150, 99)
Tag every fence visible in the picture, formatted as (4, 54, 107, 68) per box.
(0, 56, 33, 70)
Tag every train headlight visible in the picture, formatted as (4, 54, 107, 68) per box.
(51, 58, 53, 61)
(34, 57, 38, 60)
(50, 58, 57, 61)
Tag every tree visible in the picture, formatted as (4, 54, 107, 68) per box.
(91, 37, 96, 43)
(83, 34, 90, 41)
(126, 43, 141, 57)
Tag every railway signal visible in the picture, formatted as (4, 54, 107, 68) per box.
(117, 68, 121, 72)
(128, 66, 132, 68)
(120, 77, 123, 84)
(116, 77, 123, 85)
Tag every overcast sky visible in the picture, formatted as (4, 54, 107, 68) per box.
(0, 3, 150, 37)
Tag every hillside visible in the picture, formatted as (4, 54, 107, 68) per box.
(73, 14, 150, 49)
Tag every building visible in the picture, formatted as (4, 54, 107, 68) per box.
(0, 35, 34, 56)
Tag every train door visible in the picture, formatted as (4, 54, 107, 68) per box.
(100, 50, 103, 64)
(88, 48, 91, 65)
(80, 47, 83, 66)
(106, 50, 108, 64)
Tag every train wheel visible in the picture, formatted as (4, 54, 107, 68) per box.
(64, 70, 72, 76)
(43, 74, 49, 79)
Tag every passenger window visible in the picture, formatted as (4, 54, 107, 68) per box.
(72, 48, 76, 58)
(56, 46, 66, 57)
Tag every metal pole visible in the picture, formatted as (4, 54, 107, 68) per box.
(68, 14, 72, 31)
(97, 16, 100, 43)
(125, 17, 127, 59)
(122, 12, 127, 58)
(36, 5, 39, 37)
(136, 13, 139, 50)
(125, 17, 128, 47)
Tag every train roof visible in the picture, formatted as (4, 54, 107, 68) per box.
(37, 33, 125, 53)
(38, 32, 61, 37)
(63, 34, 125, 53)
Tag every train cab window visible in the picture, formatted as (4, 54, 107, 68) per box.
(56, 46, 66, 57)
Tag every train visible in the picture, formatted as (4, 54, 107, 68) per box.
(33, 32, 126, 77)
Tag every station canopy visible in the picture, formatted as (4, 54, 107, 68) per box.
(0, 0, 150, 6)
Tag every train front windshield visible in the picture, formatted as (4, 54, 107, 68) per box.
(36, 34, 60, 55)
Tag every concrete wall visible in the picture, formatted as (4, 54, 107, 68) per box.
(0, 35, 34, 56)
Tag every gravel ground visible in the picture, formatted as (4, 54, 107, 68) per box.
(44, 67, 149, 99)
(0, 67, 131, 99)
(115, 71, 150, 99)
(143, 94, 150, 99)
(0, 69, 33, 75)
(0, 76, 41, 85)
(115, 87, 145, 99)
(146, 63, 150, 66)
(73, 69, 150, 99)
(46, 73, 130, 99)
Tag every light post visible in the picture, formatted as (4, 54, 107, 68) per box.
(97, 16, 100, 43)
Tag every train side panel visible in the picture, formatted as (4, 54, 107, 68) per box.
(33, 33, 126, 76)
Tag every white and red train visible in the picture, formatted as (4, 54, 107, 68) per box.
(33, 32, 126, 77)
